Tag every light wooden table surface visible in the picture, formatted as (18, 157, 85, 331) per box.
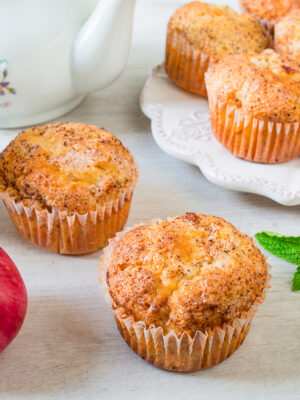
(0, 1, 299, 399)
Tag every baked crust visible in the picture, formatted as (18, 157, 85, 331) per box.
(107, 213, 268, 336)
(0, 123, 138, 214)
(205, 49, 300, 123)
(240, 0, 300, 22)
(168, 1, 268, 60)
(274, 10, 300, 61)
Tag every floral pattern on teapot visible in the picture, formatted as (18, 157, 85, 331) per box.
(0, 60, 16, 108)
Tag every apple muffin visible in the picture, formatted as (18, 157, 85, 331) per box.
(240, 0, 300, 22)
(165, 1, 269, 97)
(102, 213, 269, 371)
(0, 122, 138, 254)
(274, 10, 300, 62)
(205, 49, 300, 164)
(240, 0, 300, 38)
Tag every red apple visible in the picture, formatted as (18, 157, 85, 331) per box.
(0, 248, 27, 353)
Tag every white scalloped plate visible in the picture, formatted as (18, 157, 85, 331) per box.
(140, 64, 300, 206)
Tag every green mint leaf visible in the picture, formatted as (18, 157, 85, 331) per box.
(292, 267, 300, 292)
(255, 231, 300, 265)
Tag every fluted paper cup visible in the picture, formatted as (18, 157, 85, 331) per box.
(165, 29, 213, 97)
(1, 186, 135, 255)
(207, 95, 300, 164)
(98, 227, 271, 372)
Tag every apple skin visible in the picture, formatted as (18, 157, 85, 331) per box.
(0, 248, 27, 353)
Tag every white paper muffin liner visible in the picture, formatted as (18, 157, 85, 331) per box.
(1, 186, 135, 255)
(165, 29, 211, 97)
(98, 224, 271, 371)
(207, 95, 300, 164)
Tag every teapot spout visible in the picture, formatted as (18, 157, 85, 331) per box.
(72, 0, 137, 95)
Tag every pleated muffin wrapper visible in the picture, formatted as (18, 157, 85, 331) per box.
(98, 226, 271, 372)
(0, 185, 135, 255)
(207, 94, 300, 164)
(165, 29, 212, 97)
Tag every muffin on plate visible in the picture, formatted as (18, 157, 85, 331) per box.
(99, 213, 270, 371)
(0, 123, 138, 254)
(274, 10, 300, 62)
(165, 1, 269, 97)
(240, 0, 300, 22)
(205, 49, 300, 164)
(240, 0, 300, 38)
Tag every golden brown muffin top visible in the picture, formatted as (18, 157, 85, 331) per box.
(240, 0, 300, 22)
(168, 1, 268, 60)
(274, 10, 300, 61)
(107, 213, 268, 337)
(0, 123, 138, 214)
(205, 49, 300, 123)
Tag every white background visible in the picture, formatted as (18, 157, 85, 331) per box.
(0, 1, 299, 399)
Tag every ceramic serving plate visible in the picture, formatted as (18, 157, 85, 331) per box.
(140, 64, 300, 206)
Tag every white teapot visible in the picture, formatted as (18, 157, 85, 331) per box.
(0, 0, 137, 128)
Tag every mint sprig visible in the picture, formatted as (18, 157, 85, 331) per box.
(293, 267, 300, 292)
(255, 231, 300, 292)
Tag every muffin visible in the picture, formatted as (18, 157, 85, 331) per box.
(99, 213, 270, 371)
(240, 0, 300, 37)
(240, 0, 300, 22)
(274, 10, 300, 62)
(0, 123, 138, 254)
(205, 49, 300, 164)
(165, 1, 269, 97)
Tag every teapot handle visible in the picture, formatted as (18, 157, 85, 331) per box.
(72, 0, 137, 95)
